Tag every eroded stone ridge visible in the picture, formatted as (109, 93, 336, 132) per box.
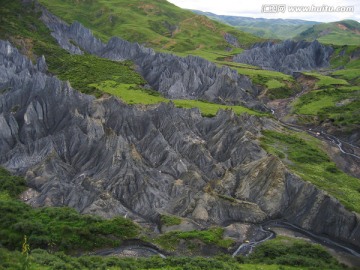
(0, 40, 359, 249)
(233, 40, 333, 74)
(40, 8, 267, 111)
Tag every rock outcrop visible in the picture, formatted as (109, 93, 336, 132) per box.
(233, 40, 333, 74)
(1, 40, 359, 249)
(40, 8, 267, 111)
(224, 33, 240, 47)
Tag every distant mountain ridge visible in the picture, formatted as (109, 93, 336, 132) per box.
(38, 0, 261, 54)
(192, 10, 320, 39)
(295, 20, 360, 45)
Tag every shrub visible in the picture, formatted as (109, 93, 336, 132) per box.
(160, 215, 182, 226)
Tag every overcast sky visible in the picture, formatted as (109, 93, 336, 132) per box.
(167, 0, 359, 22)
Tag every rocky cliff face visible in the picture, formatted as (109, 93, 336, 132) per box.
(233, 40, 333, 74)
(40, 8, 266, 111)
(1, 40, 359, 249)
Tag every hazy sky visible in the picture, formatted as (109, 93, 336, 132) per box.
(167, 0, 359, 22)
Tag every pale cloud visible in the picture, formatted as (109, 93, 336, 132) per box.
(167, 0, 359, 22)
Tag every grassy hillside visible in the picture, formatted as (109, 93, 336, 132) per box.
(0, 0, 264, 117)
(193, 10, 319, 40)
(295, 20, 360, 45)
(38, 0, 261, 55)
(290, 47, 360, 132)
(20, 0, 300, 98)
(261, 130, 360, 213)
(0, 167, 139, 253)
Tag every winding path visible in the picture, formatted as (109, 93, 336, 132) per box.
(280, 121, 360, 160)
(93, 240, 167, 258)
(272, 221, 360, 257)
(232, 220, 360, 258)
(232, 224, 274, 257)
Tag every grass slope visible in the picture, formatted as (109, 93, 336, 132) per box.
(0, 167, 139, 253)
(246, 236, 345, 269)
(295, 20, 360, 45)
(292, 68, 360, 130)
(36, 0, 306, 95)
(289, 45, 360, 131)
(93, 80, 265, 117)
(261, 130, 360, 213)
(154, 227, 234, 252)
(38, 0, 261, 55)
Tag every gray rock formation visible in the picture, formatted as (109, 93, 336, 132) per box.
(224, 33, 240, 47)
(233, 40, 333, 74)
(1, 40, 359, 249)
(40, 8, 267, 111)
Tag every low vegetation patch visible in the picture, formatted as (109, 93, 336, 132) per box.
(245, 236, 346, 269)
(330, 45, 360, 69)
(155, 227, 234, 251)
(302, 72, 349, 89)
(43, 50, 146, 98)
(0, 168, 139, 254)
(160, 214, 182, 227)
(261, 130, 360, 213)
(293, 87, 360, 128)
(173, 99, 265, 117)
(332, 68, 360, 82)
(0, 248, 312, 270)
(0, 167, 26, 198)
(93, 81, 265, 117)
(213, 61, 298, 99)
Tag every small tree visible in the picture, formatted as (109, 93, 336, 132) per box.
(21, 235, 31, 270)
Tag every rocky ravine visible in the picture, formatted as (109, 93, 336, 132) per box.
(1, 40, 360, 249)
(233, 40, 333, 74)
(40, 8, 266, 111)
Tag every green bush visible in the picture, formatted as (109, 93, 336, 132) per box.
(246, 236, 345, 269)
(0, 168, 139, 253)
(261, 131, 329, 164)
(0, 167, 26, 198)
(155, 227, 234, 251)
(160, 215, 182, 226)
